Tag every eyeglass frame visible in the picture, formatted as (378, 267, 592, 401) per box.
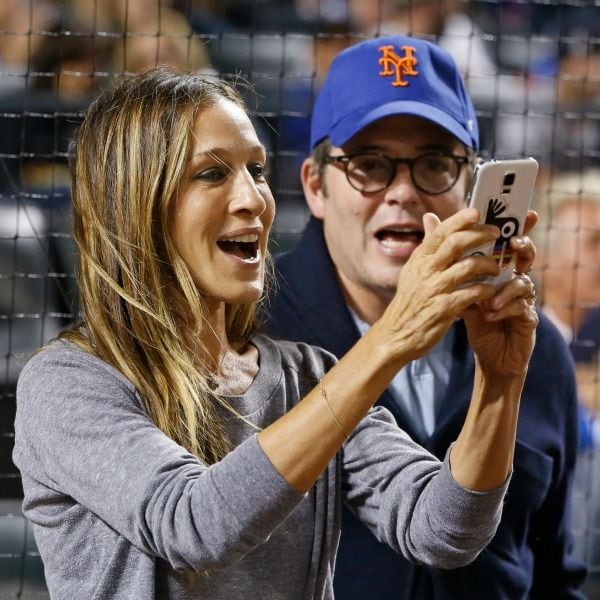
(323, 151, 472, 195)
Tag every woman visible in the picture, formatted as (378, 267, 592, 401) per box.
(14, 67, 538, 599)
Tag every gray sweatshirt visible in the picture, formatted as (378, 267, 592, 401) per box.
(13, 334, 507, 599)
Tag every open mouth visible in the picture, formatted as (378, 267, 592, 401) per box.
(375, 228, 424, 247)
(217, 233, 260, 262)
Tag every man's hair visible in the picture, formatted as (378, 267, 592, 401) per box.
(306, 138, 331, 195)
(312, 138, 332, 177)
(63, 66, 267, 463)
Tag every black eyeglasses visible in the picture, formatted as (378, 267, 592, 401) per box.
(324, 152, 470, 195)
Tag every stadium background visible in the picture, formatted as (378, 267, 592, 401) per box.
(0, 0, 599, 597)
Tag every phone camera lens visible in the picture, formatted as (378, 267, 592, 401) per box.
(503, 172, 515, 186)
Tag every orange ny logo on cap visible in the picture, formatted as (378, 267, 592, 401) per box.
(378, 45, 418, 87)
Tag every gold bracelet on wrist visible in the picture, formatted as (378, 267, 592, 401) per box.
(319, 377, 349, 439)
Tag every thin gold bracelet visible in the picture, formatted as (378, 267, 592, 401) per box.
(319, 378, 349, 439)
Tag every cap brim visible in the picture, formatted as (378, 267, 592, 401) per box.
(328, 101, 476, 150)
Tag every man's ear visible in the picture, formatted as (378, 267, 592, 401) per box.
(301, 157, 326, 219)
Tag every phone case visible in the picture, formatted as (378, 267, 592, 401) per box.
(464, 157, 539, 287)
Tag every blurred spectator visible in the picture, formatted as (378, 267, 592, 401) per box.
(0, 0, 57, 95)
(343, 2, 495, 78)
(111, 0, 211, 73)
(557, 53, 600, 111)
(294, 0, 498, 75)
(172, 0, 232, 35)
(474, 1, 600, 166)
(68, 0, 211, 73)
(534, 168, 600, 592)
(535, 170, 600, 353)
(553, 48, 600, 171)
(534, 169, 600, 447)
(2, 21, 113, 200)
(274, 18, 353, 192)
(29, 27, 116, 103)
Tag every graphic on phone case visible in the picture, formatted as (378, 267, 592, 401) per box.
(483, 198, 519, 269)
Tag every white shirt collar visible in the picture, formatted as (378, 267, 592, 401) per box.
(542, 306, 573, 344)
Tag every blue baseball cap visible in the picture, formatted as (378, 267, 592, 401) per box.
(310, 35, 479, 151)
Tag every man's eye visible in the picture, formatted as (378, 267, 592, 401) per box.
(353, 157, 386, 174)
(248, 163, 269, 181)
(195, 167, 228, 182)
(422, 156, 449, 173)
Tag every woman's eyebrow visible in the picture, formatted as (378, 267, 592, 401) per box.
(187, 149, 232, 171)
(189, 145, 266, 165)
(207, 150, 231, 169)
(190, 148, 227, 161)
(192, 143, 266, 157)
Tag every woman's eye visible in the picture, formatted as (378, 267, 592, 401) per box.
(248, 163, 268, 181)
(194, 167, 228, 182)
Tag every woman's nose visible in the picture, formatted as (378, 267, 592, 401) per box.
(229, 171, 268, 216)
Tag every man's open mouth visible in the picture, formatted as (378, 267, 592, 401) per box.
(217, 233, 260, 261)
(375, 228, 424, 247)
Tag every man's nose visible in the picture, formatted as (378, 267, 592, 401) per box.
(382, 163, 419, 205)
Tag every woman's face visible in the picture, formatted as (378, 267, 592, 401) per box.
(171, 98, 275, 307)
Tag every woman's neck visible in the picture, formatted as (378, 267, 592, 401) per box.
(205, 303, 230, 365)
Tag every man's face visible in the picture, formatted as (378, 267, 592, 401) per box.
(312, 115, 470, 303)
(547, 200, 600, 308)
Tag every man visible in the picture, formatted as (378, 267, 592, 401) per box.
(534, 170, 600, 449)
(534, 170, 600, 362)
(533, 171, 600, 593)
(263, 35, 586, 599)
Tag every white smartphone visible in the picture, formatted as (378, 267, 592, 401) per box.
(463, 157, 539, 287)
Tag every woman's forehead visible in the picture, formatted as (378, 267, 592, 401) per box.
(189, 99, 263, 154)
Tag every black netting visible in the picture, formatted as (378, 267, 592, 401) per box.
(1, 1, 599, 597)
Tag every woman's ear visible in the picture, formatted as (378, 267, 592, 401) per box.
(300, 157, 326, 219)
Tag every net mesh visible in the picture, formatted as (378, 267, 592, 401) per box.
(1, 1, 599, 597)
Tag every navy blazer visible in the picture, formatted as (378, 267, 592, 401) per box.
(262, 217, 587, 599)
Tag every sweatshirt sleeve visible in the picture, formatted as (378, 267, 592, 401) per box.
(13, 344, 304, 572)
(342, 406, 508, 569)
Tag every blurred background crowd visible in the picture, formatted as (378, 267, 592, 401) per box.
(0, 1, 599, 597)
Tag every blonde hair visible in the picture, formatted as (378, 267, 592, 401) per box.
(63, 67, 264, 463)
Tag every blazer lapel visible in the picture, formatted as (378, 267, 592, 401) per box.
(273, 217, 361, 358)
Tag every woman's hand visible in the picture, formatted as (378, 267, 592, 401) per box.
(461, 210, 539, 378)
(372, 207, 503, 366)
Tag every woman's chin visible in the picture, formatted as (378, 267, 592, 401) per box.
(216, 283, 264, 306)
